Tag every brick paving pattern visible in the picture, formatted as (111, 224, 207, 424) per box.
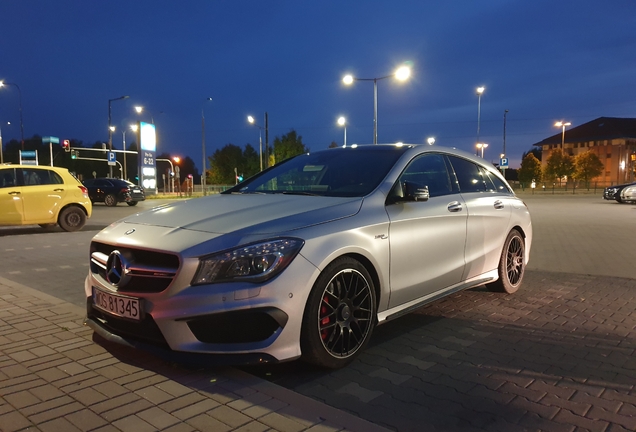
(0, 278, 387, 432)
(245, 270, 636, 432)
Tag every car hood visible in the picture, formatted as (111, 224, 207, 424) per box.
(120, 194, 363, 235)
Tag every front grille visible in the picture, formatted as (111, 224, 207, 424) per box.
(87, 298, 169, 347)
(90, 241, 180, 293)
(186, 307, 288, 344)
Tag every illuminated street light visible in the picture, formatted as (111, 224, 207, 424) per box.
(476, 86, 485, 143)
(342, 64, 412, 144)
(337, 116, 347, 147)
(554, 121, 571, 151)
(476, 142, 489, 158)
(135, 105, 155, 124)
(247, 115, 265, 171)
(0, 81, 25, 150)
(427, 137, 435, 145)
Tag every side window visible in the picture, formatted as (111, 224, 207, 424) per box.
(22, 169, 42, 186)
(484, 170, 511, 194)
(397, 153, 454, 198)
(448, 156, 487, 193)
(0, 169, 17, 188)
(49, 171, 64, 185)
(22, 169, 63, 186)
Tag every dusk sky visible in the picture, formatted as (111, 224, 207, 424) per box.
(1, 1, 635, 170)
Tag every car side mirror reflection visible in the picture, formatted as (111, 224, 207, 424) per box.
(403, 181, 429, 202)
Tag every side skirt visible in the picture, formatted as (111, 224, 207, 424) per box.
(377, 270, 498, 324)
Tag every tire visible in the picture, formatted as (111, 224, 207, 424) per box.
(126, 201, 138, 206)
(57, 207, 86, 232)
(301, 257, 376, 369)
(488, 229, 525, 294)
(104, 194, 118, 207)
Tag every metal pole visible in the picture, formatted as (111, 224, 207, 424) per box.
(259, 129, 263, 171)
(201, 97, 212, 195)
(503, 110, 508, 157)
(561, 125, 566, 151)
(108, 100, 113, 177)
(14, 84, 24, 151)
(201, 109, 206, 194)
(122, 131, 127, 180)
(477, 93, 482, 143)
(0, 123, 3, 164)
(265, 112, 269, 168)
(502, 109, 508, 175)
(107, 96, 129, 178)
(344, 125, 347, 148)
(373, 78, 378, 144)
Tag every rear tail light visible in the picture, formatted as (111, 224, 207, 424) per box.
(121, 188, 129, 193)
(78, 185, 89, 197)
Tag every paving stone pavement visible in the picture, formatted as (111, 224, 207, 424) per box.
(0, 277, 388, 432)
(242, 270, 636, 432)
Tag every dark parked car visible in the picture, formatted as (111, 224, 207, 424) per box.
(83, 178, 145, 207)
(603, 182, 636, 203)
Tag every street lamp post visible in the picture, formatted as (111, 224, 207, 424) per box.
(476, 86, 485, 144)
(342, 65, 411, 144)
(201, 97, 213, 195)
(476, 143, 489, 158)
(247, 115, 264, 171)
(0, 122, 5, 164)
(554, 121, 571, 151)
(337, 116, 347, 147)
(108, 95, 129, 177)
(0, 81, 24, 150)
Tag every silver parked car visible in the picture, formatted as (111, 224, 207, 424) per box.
(620, 185, 636, 203)
(85, 145, 532, 369)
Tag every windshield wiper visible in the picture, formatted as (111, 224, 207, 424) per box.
(230, 190, 268, 195)
(280, 191, 321, 196)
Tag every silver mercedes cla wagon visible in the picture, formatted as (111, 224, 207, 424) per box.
(85, 144, 532, 369)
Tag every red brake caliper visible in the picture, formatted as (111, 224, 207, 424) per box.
(320, 296, 330, 340)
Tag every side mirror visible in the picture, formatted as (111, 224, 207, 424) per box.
(403, 181, 429, 202)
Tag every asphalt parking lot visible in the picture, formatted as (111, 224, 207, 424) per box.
(1, 193, 635, 431)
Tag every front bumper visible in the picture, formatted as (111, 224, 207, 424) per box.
(84, 249, 320, 364)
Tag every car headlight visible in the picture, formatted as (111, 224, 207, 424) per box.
(192, 238, 304, 285)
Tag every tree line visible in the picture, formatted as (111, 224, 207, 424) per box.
(517, 148, 605, 189)
(207, 129, 311, 184)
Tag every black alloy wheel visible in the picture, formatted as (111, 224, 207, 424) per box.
(488, 229, 525, 294)
(301, 257, 376, 368)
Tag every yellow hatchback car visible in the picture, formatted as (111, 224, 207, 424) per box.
(0, 164, 92, 231)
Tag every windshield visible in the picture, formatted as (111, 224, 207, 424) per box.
(223, 146, 408, 197)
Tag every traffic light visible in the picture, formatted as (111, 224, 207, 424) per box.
(62, 140, 70, 152)
(237, 174, 244, 182)
(71, 150, 77, 159)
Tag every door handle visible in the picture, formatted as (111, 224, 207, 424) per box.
(447, 201, 463, 212)
(494, 200, 504, 209)
(8, 191, 21, 195)
(53, 188, 64, 192)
